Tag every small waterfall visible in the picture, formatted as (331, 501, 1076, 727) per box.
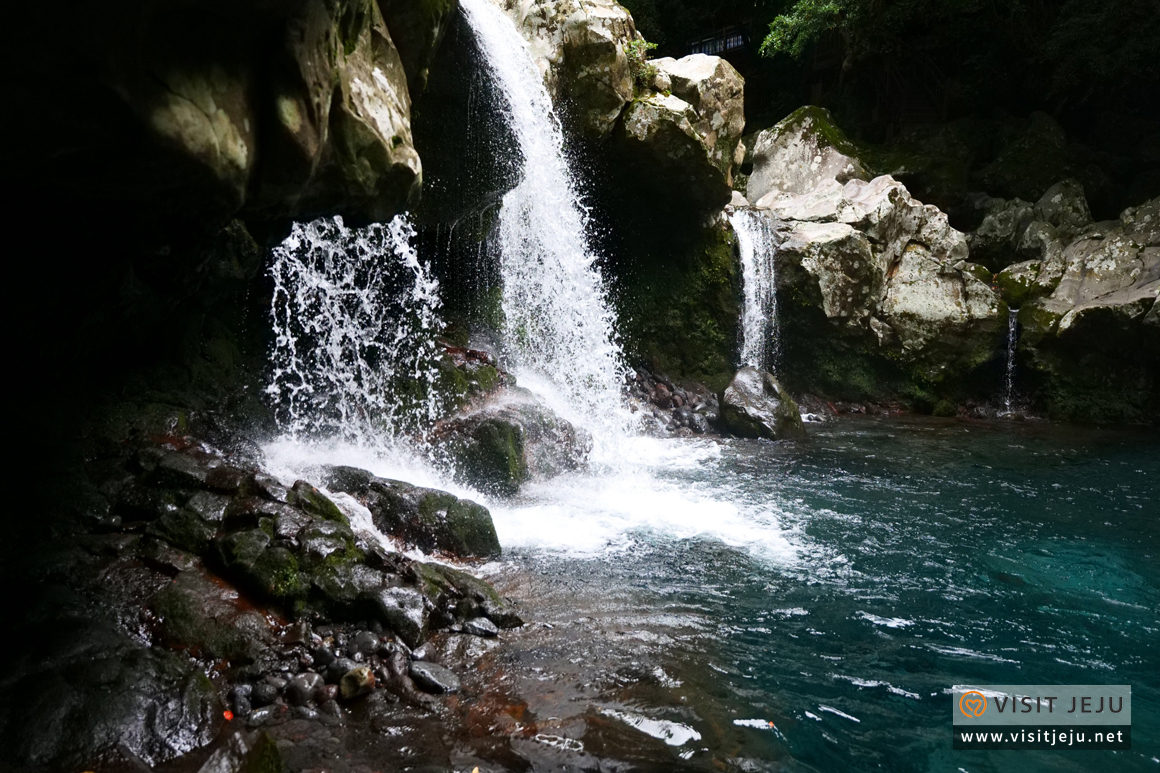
(729, 209, 780, 372)
(266, 216, 445, 445)
(1003, 307, 1019, 415)
(460, 0, 631, 444)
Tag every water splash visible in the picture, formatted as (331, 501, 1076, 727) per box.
(1003, 307, 1019, 415)
(460, 0, 633, 447)
(729, 209, 780, 372)
(266, 215, 445, 445)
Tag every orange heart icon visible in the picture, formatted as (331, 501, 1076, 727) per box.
(959, 690, 987, 717)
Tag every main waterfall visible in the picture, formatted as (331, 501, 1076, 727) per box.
(460, 0, 632, 446)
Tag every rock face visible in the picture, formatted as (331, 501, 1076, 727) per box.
(968, 179, 1095, 272)
(1017, 196, 1160, 420)
(379, 0, 461, 93)
(757, 174, 1003, 382)
(12, 0, 423, 226)
(748, 106, 869, 205)
(489, 0, 637, 136)
(719, 367, 807, 440)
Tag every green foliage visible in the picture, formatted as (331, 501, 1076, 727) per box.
(760, 0, 846, 59)
(625, 39, 659, 93)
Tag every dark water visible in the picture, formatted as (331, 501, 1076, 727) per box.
(475, 417, 1160, 772)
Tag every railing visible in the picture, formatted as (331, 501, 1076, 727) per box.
(688, 28, 747, 56)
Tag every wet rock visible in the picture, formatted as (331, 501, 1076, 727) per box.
(146, 508, 217, 555)
(150, 452, 212, 489)
(379, 0, 459, 93)
(363, 586, 429, 648)
(289, 481, 348, 524)
(462, 616, 499, 637)
(408, 661, 461, 694)
(748, 106, 869, 204)
(286, 672, 324, 706)
(0, 623, 221, 770)
(325, 468, 500, 559)
(435, 389, 592, 495)
(339, 665, 376, 700)
(325, 657, 359, 685)
(151, 568, 277, 663)
(196, 731, 281, 773)
(250, 682, 278, 708)
(719, 367, 807, 441)
(349, 630, 381, 657)
(186, 491, 231, 523)
(413, 561, 524, 629)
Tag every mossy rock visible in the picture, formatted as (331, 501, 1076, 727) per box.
(931, 399, 957, 417)
(289, 481, 348, 525)
(448, 417, 529, 496)
(145, 508, 216, 555)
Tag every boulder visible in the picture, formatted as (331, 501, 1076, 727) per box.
(748, 106, 869, 205)
(615, 90, 735, 213)
(1019, 196, 1160, 421)
(718, 367, 807, 440)
(651, 54, 746, 181)
(967, 198, 1034, 271)
(489, 0, 637, 136)
(757, 174, 1004, 382)
(1033, 179, 1092, 240)
(324, 467, 501, 558)
(434, 388, 591, 494)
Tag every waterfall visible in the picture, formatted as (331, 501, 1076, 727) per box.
(460, 0, 632, 444)
(265, 216, 445, 445)
(729, 209, 780, 372)
(1003, 307, 1019, 415)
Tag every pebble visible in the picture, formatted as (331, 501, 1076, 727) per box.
(287, 672, 324, 706)
(349, 630, 380, 657)
(291, 706, 319, 720)
(409, 662, 461, 694)
(462, 617, 499, 637)
(325, 657, 358, 684)
(251, 683, 278, 707)
(339, 666, 375, 700)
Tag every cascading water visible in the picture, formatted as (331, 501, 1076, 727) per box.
(459, 0, 632, 445)
(266, 216, 445, 446)
(728, 209, 780, 372)
(1003, 306, 1019, 414)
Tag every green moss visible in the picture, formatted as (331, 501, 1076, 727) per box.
(290, 482, 348, 525)
(252, 547, 303, 601)
(996, 269, 1035, 308)
(931, 399, 957, 417)
(619, 225, 740, 389)
(452, 418, 528, 496)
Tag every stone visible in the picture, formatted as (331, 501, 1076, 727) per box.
(408, 661, 461, 694)
(362, 586, 429, 648)
(339, 665, 376, 700)
(463, 616, 499, 637)
(349, 630, 381, 657)
(435, 389, 592, 494)
(251, 683, 279, 707)
(325, 470, 501, 559)
(146, 508, 216, 555)
(325, 657, 359, 685)
(748, 106, 869, 204)
(289, 481, 348, 524)
(1018, 196, 1160, 421)
(719, 367, 807, 441)
(151, 568, 277, 663)
(286, 672, 325, 706)
(967, 198, 1034, 271)
(195, 731, 281, 773)
(652, 54, 746, 181)
(617, 94, 731, 211)
(759, 174, 1003, 382)
(1033, 179, 1092, 240)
